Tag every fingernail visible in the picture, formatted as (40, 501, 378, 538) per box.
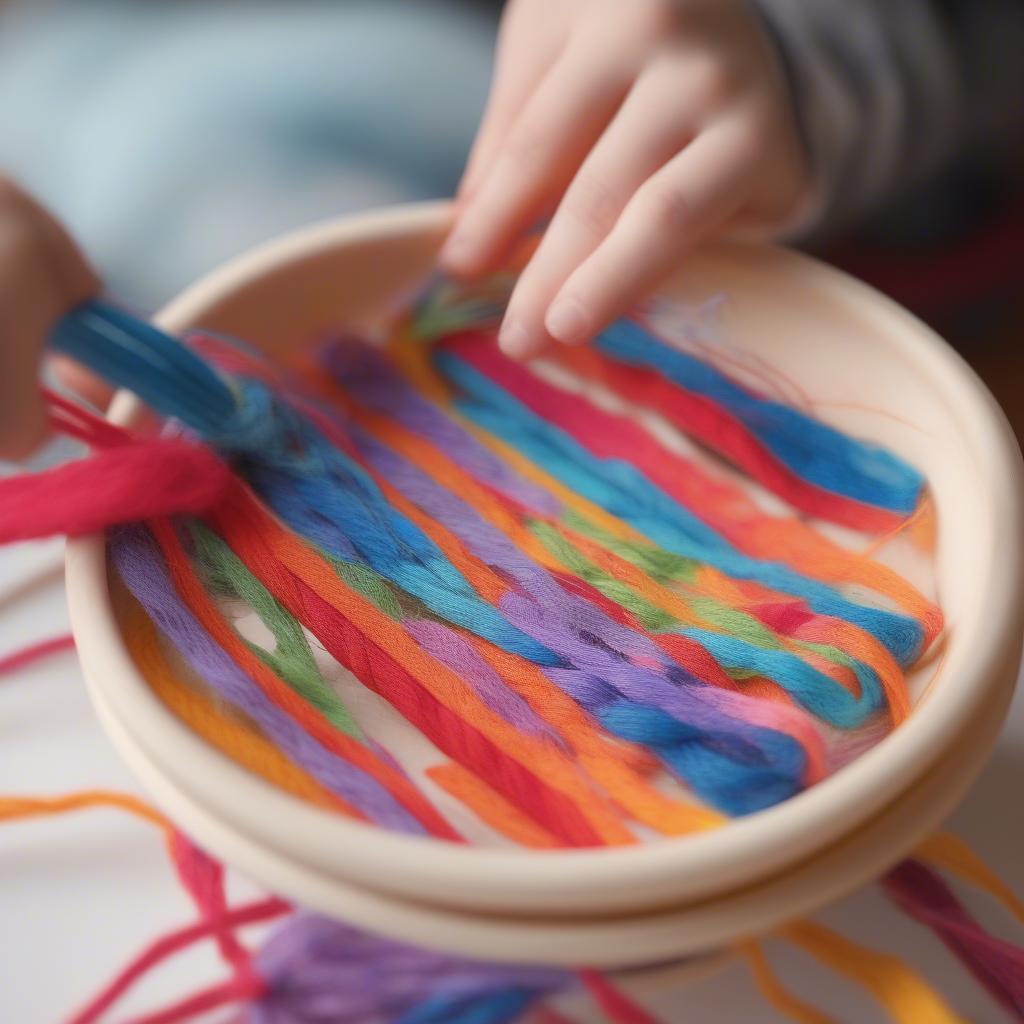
(498, 318, 534, 358)
(545, 296, 591, 345)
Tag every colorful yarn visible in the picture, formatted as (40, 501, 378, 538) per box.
(9, 777, 1022, 1024)
(0, 777, 659, 1024)
(119, 590, 361, 816)
(111, 521, 456, 839)
(591, 320, 924, 520)
(431, 344, 922, 669)
(12, 279, 1024, 1024)
(331, 338, 914, 727)
(2, 281, 945, 845)
(883, 860, 1024, 1017)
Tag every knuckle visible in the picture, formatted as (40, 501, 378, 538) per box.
(628, 0, 679, 41)
(636, 179, 694, 233)
(727, 109, 769, 165)
(743, 126, 772, 170)
(687, 56, 738, 106)
(503, 123, 550, 172)
(562, 173, 622, 234)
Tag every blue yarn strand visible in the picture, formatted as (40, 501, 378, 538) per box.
(435, 353, 923, 667)
(597, 319, 924, 514)
(51, 301, 237, 436)
(396, 990, 537, 1024)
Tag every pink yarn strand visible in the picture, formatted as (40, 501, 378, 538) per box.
(0, 634, 74, 677)
(67, 898, 289, 1024)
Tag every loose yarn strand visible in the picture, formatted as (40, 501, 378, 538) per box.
(882, 860, 1024, 1017)
(0, 633, 74, 677)
(0, 790, 171, 834)
(781, 921, 967, 1024)
(916, 832, 1024, 924)
(737, 942, 834, 1024)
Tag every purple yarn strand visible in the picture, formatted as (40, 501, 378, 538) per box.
(109, 524, 427, 836)
(323, 340, 561, 516)
(251, 913, 568, 1024)
(407, 620, 564, 745)
(350, 411, 806, 767)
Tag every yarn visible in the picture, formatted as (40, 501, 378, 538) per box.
(119, 590, 364, 816)
(8, 279, 1024, 1024)
(576, 971, 658, 1024)
(112, 521, 456, 838)
(739, 943, 833, 1024)
(0, 432, 230, 544)
(917, 832, 1024, 922)
(5, 777, 1020, 1024)
(780, 921, 967, 1023)
(0, 790, 171, 833)
(883, 860, 1024, 1017)
(591, 321, 924, 518)
(0, 632, 74, 677)
(0, 778, 657, 1024)
(0, 281, 947, 841)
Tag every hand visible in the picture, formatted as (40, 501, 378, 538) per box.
(440, 0, 808, 358)
(0, 177, 100, 459)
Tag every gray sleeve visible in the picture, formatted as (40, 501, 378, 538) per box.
(748, 0, 1024, 239)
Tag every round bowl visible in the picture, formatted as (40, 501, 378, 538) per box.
(65, 201, 1024, 960)
(83, 635, 1017, 966)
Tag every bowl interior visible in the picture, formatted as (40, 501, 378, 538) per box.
(67, 201, 1024, 921)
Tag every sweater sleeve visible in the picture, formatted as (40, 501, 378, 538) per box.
(747, 0, 1024, 239)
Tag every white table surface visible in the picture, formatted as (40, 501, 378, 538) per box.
(2, 538, 1022, 1024)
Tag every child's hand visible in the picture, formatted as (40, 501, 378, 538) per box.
(440, 0, 808, 358)
(0, 177, 99, 459)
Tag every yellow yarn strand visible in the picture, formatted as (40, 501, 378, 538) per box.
(737, 941, 834, 1024)
(916, 832, 1024, 925)
(782, 921, 966, 1024)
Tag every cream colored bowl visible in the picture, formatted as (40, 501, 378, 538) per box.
(65, 202, 1024, 965)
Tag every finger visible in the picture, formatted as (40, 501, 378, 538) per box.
(441, 43, 633, 279)
(497, 64, 691, 358)
(0, 179, 99, 460)
(545, 116, 754, 346)
(458, 12, 570, 203)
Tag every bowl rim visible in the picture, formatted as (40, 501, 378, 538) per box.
(82, 625, 1017, 965)
(66, 200, 1024, 914)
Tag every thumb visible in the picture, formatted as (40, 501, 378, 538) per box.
(0, 177, 100, 461)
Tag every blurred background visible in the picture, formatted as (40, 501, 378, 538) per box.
(2, 0, 1022, 431)
(0, 0, 499, 307)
